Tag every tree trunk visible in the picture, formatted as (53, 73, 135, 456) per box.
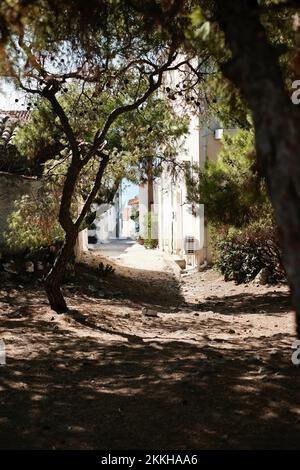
(147, 159, 154, 213)
(44, 232, 77, 313)
(213, 0, 300, 336)
(147, 157, 154, 239)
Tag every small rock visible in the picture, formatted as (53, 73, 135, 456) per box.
(169, 306, 179, 312)
(141, 307, 158, 317)
(25, 261, 34, 273)
(37, 261, 44, 271)
(253, 268, 270, 285)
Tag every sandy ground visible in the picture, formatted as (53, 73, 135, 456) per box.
(0, 249, 299, 450)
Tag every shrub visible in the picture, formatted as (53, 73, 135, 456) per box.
(185, 130, 265, 227)
(144, 238, 158, 249)
(185, 128, 285, 283)
(97, 262, 115, 277)
(5, 187, 64, 250)
(215, 221, 285, 284)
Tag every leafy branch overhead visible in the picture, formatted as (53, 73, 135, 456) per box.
(0, 0, 205, 312)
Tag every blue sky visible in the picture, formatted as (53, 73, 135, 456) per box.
(122, 180, 138, 206)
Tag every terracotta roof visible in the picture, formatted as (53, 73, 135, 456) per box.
(0, 110, 30, 142)
(0, 112, 30, 174)
(0, 110, 30, 121)
(128, 196, 139, 206)
(0, 116, 19, 144)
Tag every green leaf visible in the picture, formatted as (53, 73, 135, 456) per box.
(190, 8, 204, 27)
(196, 21, 211, 41)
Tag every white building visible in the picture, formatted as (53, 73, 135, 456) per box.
(157, 117, 223, 269)
(84, 185, 124, 247)
(138, 110, 224, 269)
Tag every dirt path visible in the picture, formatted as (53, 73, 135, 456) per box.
(0, 252, 299, 449)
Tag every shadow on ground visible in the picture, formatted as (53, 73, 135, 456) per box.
(191, 291, 291, 316)
(0, 263, 299, 449)
(75, 261, 183, 310)
(0, 318, 299, 450)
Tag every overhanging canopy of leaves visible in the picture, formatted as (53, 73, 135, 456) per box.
(186, 129, 271, 228)
(0, 0, 208, 244)
(14, 85, 188, 183)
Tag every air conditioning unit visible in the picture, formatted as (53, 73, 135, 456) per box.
(214, 128, 223, 140)
(184, 236, 196, 254)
